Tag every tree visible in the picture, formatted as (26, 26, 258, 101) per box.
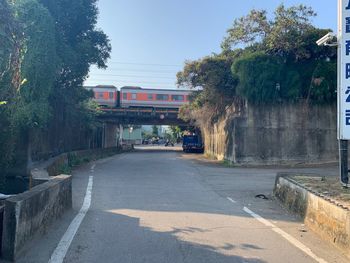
(0, 0, 112, 181)
(221, 9, 270, 50)
(222, 4, 334, 62)
(264, 4, 316, 60)
(152, 125, 159, 137)
(308, 61, 337, 104)
(223, 4, 337, 104)
(0, 0, 22, 173)
(12, 0, 57, 128)
(177, 54, 239, 117)
(39, 0, 111, 86)
(0, 0, 21, 87)
(37, 0, 112, 152)
(168, 126, 182, 140)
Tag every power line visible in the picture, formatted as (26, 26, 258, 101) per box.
(98, 68, 179, 74)
(89, 73, 176, 79)
(107, 61, 182, 67)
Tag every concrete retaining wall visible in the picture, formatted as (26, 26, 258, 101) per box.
(2, 175, 72, 261)
(274, 174, 350, 258)
(201, 102, 337, 165)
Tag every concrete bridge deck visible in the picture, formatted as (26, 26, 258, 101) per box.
(98, 108, 188, 125)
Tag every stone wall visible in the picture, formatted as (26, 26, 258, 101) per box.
(2, 175, 72, 261)
(202, 102, 338, 165)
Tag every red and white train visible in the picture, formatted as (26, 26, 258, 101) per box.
(85, 85, 191, 109)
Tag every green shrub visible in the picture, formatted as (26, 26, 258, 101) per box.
(232, 52, 282, 103)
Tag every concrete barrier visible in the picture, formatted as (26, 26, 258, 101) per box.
(274, 173, 350, 258)
(30, 154, 68, 186)
(30, 146, 132, 185)
(1, 175, 72, 261)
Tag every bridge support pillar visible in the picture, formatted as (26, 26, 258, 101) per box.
(102, 123, 120, 148)
(119, 124, 124, 145)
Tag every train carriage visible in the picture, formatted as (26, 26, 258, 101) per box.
(85, 85, 191, 109)
(85, 85, 118, 108)
(120, 86, 190, 109)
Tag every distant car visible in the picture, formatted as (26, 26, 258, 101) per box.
(158, 139, 165, 144)
(151, 139, 159, 145)
(142, 139, 150, 145)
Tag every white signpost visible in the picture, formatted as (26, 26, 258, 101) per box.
(339, 0, 350, 139)
(338, 0, 350, 186)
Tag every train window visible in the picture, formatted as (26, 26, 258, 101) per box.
(171, 95, 184, 101)
(156, 94, 169, 100)
(109, 92, 114, 99)
(123, 93, 127, 100)
(98, 92, 104, 99)
(131, 93, 137, 100)
(147, 94, 153, 100)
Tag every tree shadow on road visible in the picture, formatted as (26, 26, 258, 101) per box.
(63, 210, 267, 263)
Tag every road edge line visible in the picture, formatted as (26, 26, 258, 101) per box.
(242, 206, 328, 263)
(226, 197, 237, 203)
(48, 175, 94, 263)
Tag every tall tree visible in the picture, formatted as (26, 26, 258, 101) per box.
(222, 4, 334, 62)
(0, 0, 20, 173)
(13, 0, 57, 128)
(38, 0, 112, 152)
(177, 54, 239, 119)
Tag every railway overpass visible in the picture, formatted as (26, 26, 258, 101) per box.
(98, 108, 188, 126)
(96, 107, 190, 148)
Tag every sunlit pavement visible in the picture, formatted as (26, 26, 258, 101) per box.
(16, 149, 349, 263)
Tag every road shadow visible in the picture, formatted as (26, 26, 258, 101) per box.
(15, 149, 339, 263)
(63, 210, 267, 263)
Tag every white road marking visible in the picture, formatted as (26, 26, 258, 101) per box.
(90, 164, 96, 173)
(242, 207, 328, 263)
(48, 176, 94, 263)
(226, 197, 237, 203)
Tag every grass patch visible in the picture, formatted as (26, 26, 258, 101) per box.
(291, 175, 350, 205)
(68, 153, 91, 167)
(221, 159, 235, 167)
(58, 163, 71, 174)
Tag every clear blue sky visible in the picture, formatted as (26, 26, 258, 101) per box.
(85, 0, 337, 89)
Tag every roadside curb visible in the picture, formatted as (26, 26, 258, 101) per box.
(274, 173, 350, 258)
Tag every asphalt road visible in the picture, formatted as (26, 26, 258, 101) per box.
(16, 147, 349, 263)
